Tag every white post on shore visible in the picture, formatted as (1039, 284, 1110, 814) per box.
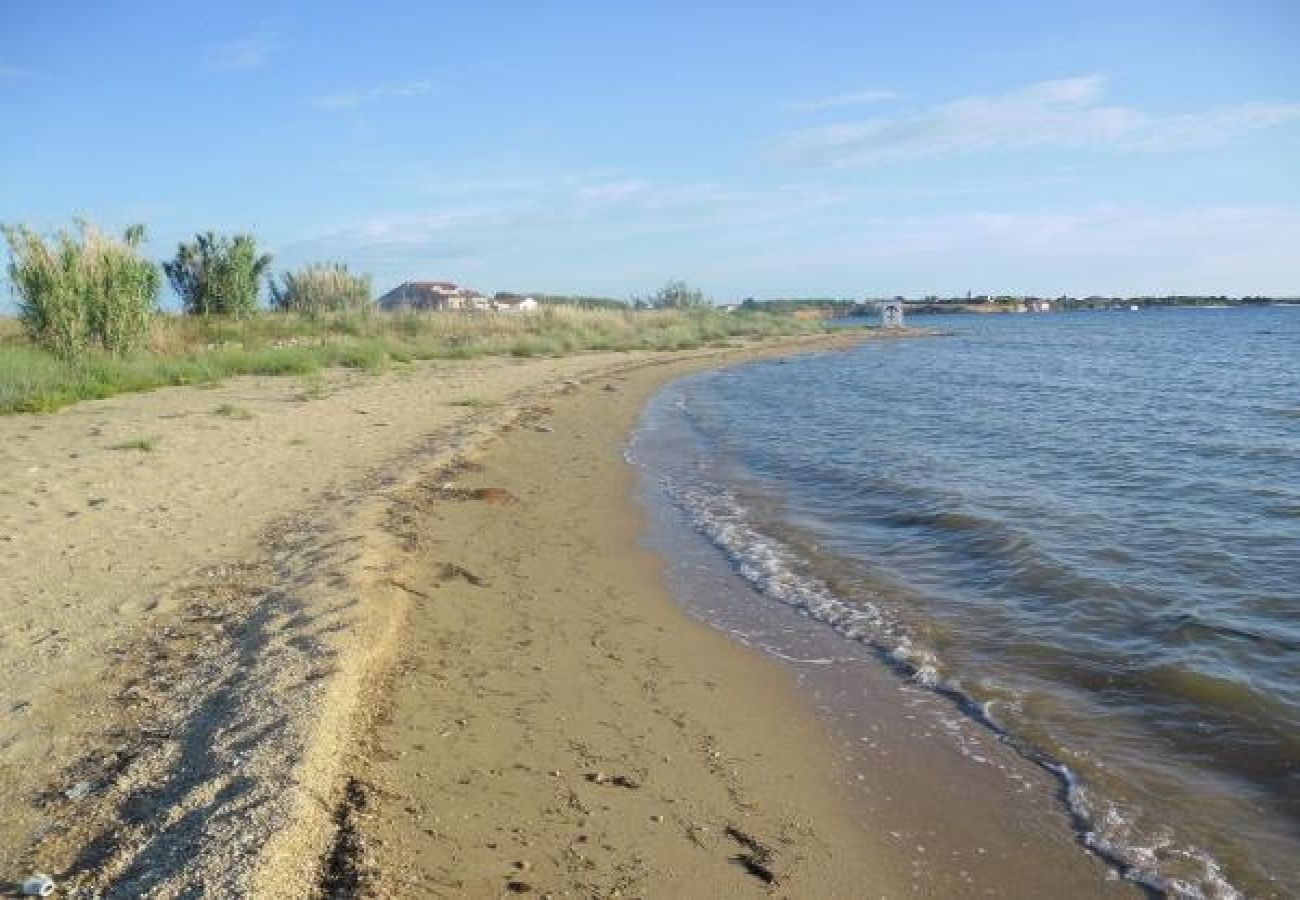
(881, 301, 904, 328)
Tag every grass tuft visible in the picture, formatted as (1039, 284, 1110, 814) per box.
(213, 403, 254, 419)
(111, 436, 159, 452)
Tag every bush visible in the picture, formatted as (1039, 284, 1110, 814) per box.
(269, 263, 372, 316)
(2, 221, 159, 357)
(165, 232, 271, 317)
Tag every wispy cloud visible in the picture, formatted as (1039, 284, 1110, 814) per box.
(311, 80, 438, 110)
(784, 88, 901, 113)
(0, 63, 38, 80)
(282, 174, 850, 284)
(776, 76, 1300, 166)
(205, 33, 276, 72)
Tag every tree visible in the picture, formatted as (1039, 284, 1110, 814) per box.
(164, 232, 272, 317)
(650, 279, 708, 309)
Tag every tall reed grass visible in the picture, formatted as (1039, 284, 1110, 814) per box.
(2, 222, 159, 357)
(0, 306, 827, 414)
(269, 263, 372, 316)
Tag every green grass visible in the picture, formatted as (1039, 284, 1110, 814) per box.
(0, 306, 836, 415)
(111, 435, 158, 452)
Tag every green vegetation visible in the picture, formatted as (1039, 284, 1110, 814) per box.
(270, 263, 372, 316)
(111, 436, 159, 452)
(0, 218, 836, 414)
(213, 403, 254, 419)
(2, 221, 159, 357)
(164, 232, 272, 318)
(0, 305, 826, 415)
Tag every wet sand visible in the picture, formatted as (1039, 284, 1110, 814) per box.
(344, 349, 1137, 898)
(0, 331, 1135, 897)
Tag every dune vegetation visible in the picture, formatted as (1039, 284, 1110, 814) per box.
(0, 306, 827, 414)
(0, 218, 836, 415)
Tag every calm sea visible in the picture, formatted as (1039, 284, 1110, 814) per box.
(630, 307, 1299, 898)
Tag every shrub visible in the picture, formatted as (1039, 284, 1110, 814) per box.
(2, 221, 159, 357)
(164, 232, 271, 317)
(269, 263, 372, 316)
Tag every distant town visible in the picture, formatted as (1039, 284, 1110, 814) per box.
(373, 279, 1297, 316)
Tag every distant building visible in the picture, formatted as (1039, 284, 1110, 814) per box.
(377, 281, 486, 311)
(491, 293, 539, 313)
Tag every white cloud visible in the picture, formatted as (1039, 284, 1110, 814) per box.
(784, 88, 902, 113)
(205, 34, 276, 72)
(776, 76, 1300, 166)
(311, 80, 438, 110)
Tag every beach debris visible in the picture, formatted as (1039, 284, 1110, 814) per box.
(387, 578, 434, 601)
(534, 425, 554, 433)
(21, 873, 56, 897)
(505, 881, 533, 893)
(64, 780, 93, 801)
(439, 563, 487, 587)
(431, 485, 517, 505)
(725, 826, 779, 885)
(586, 772, 640, 789)
(471, 487, 516, 505)
(603, 384, 617, 392)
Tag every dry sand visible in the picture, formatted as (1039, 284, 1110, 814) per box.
(0, 333, 1134, 897)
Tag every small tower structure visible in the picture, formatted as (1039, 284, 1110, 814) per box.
(881, 300, 904, 328)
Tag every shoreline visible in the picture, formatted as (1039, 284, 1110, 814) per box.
(0, 329, 1133, 897)
(333, 337, 1133, 898)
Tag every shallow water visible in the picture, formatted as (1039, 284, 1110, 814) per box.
(630, 307, 1300, 898)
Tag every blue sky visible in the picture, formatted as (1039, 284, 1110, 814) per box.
(2, 1, 1299, 303)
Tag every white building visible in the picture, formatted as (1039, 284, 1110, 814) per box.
(492, 294, 538, 313)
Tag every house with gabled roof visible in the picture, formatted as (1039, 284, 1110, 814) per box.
(377, 280, 484, 311)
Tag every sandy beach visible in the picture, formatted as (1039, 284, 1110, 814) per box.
(2, 332, 1131, 897)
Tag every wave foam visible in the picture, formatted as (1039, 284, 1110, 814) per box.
(656, 476, 1243, 900)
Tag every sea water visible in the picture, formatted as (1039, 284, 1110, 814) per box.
(629, 306, 1299, 898)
